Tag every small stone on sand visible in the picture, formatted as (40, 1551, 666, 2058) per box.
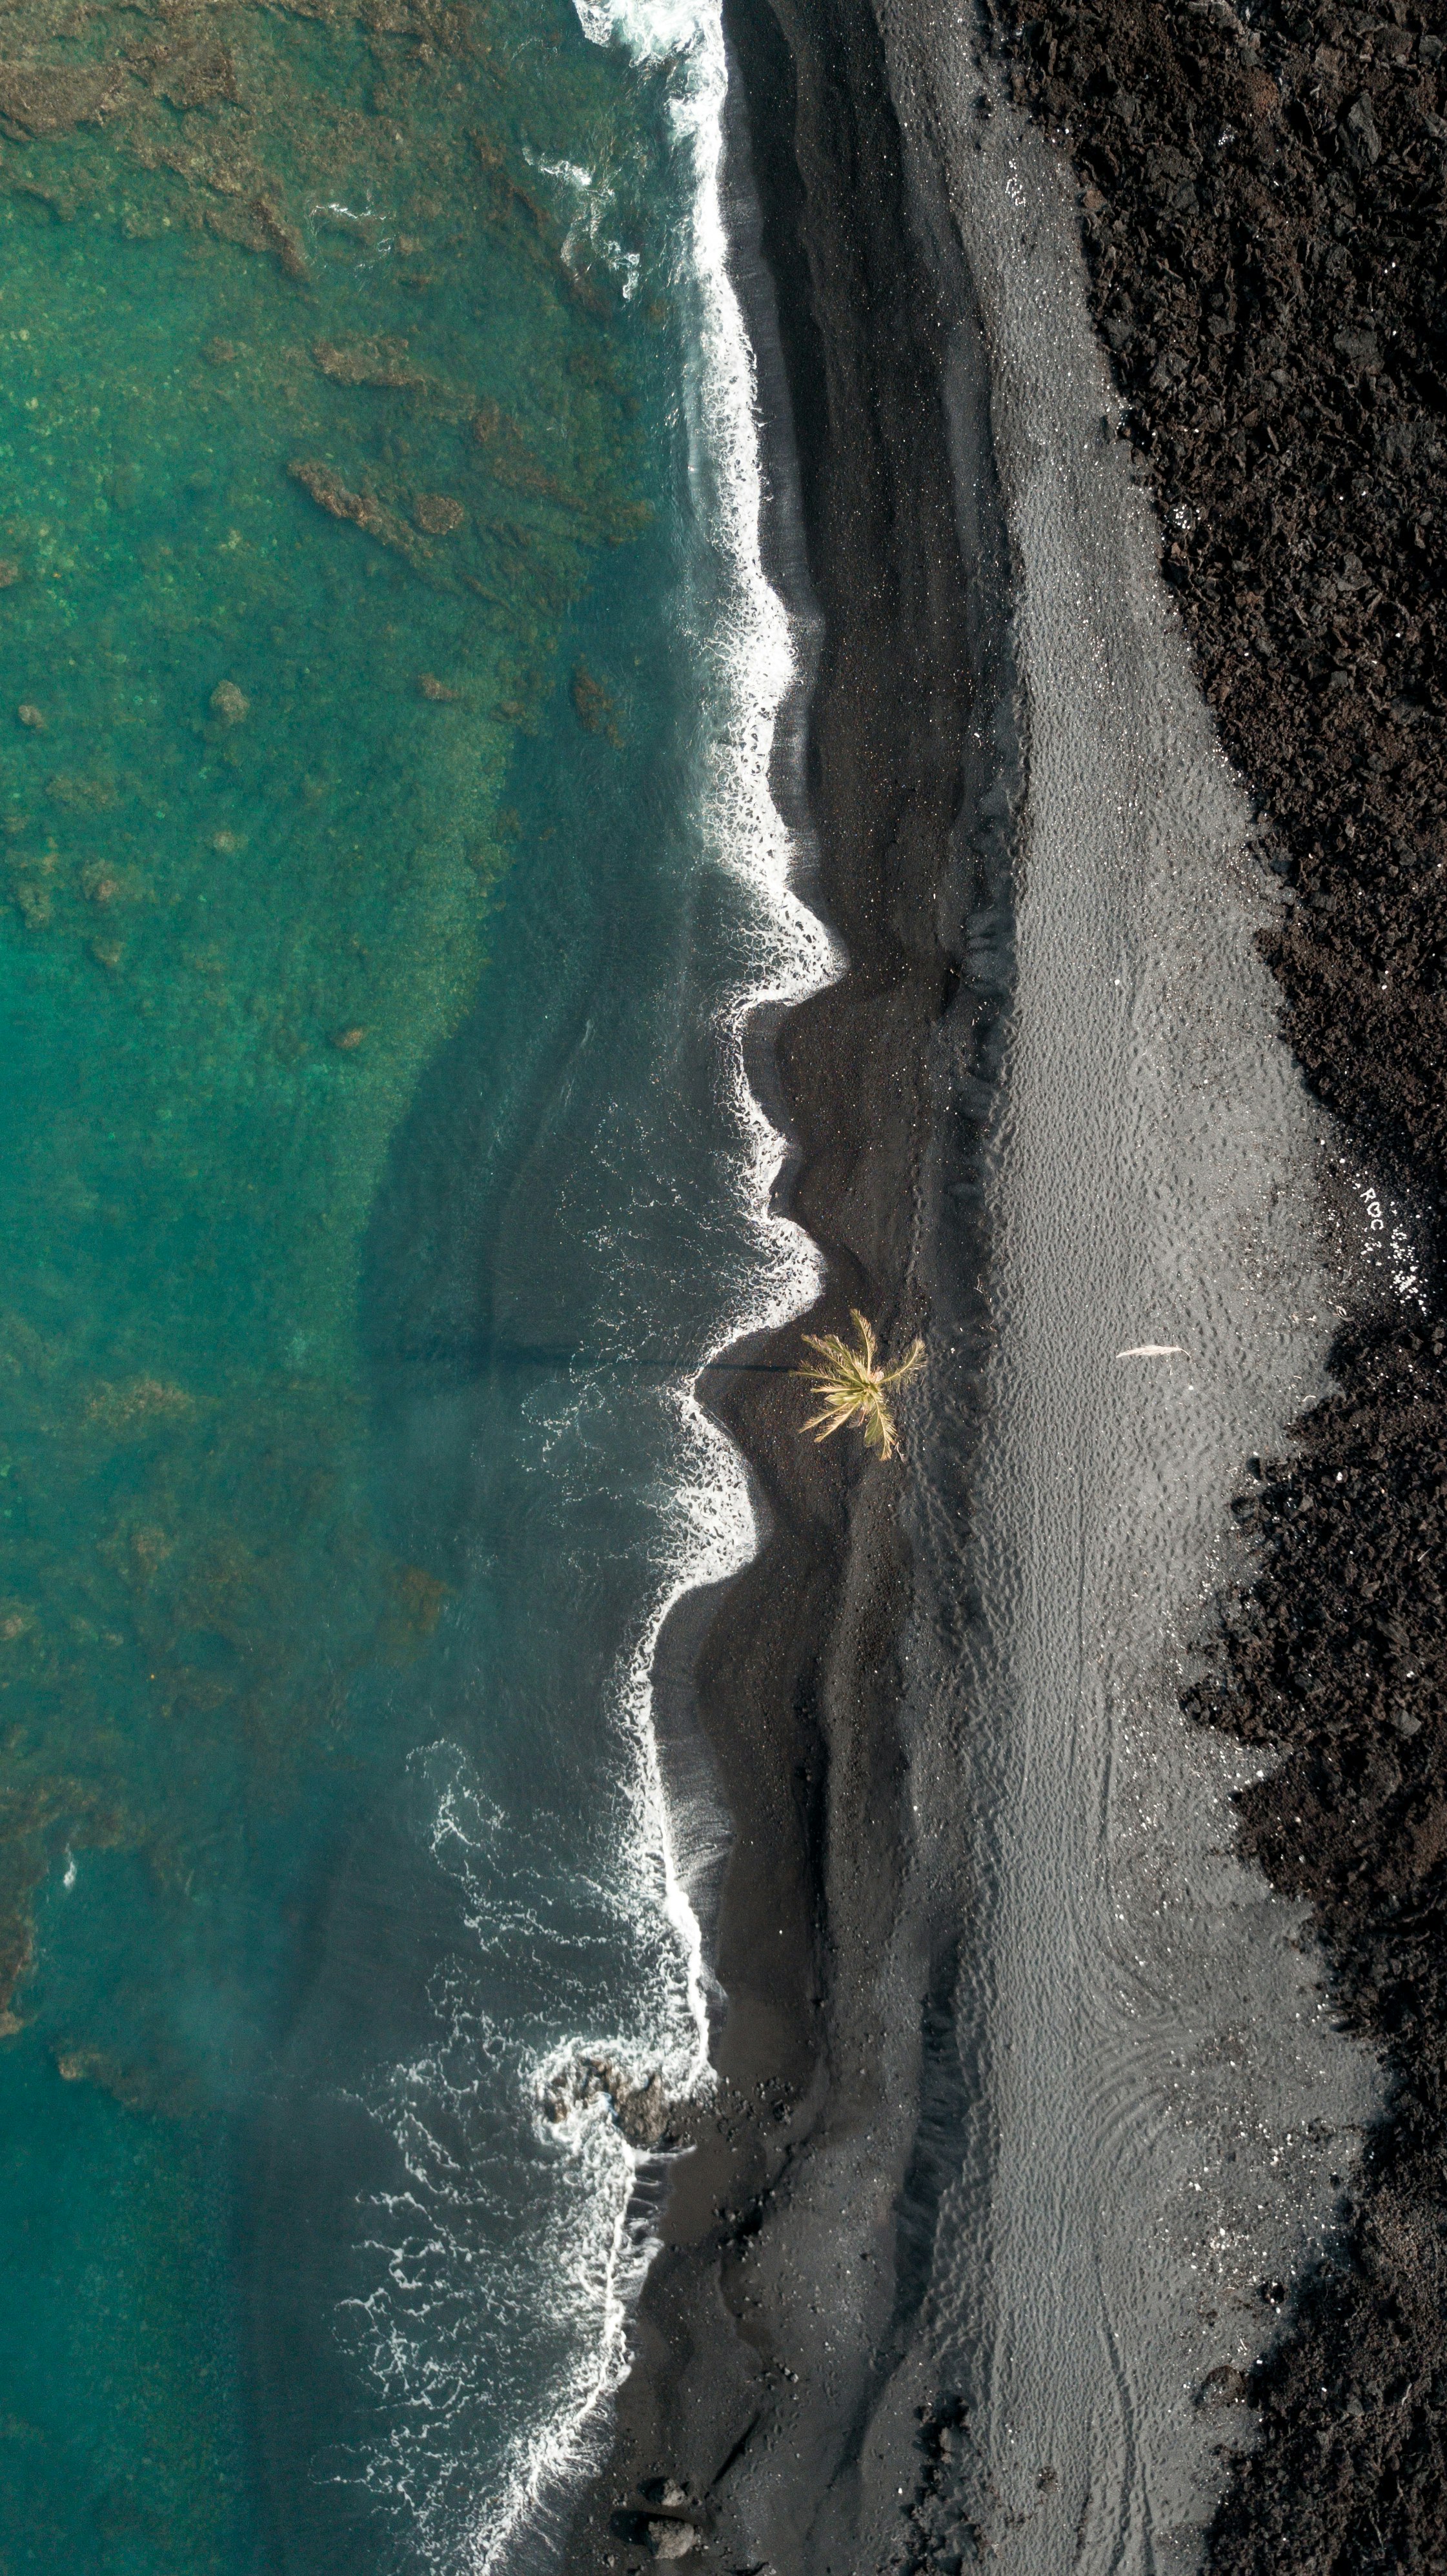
(643, 2522, 698, 2561)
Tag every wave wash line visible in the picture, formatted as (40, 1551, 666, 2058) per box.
(468, 0, 840, 2568)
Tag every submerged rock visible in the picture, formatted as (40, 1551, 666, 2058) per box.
(145, 37, 237, 112)
(414, 493, 465, 536)
(14, 880, 50, 929)
(288, 458, 422, 562)
(312, 335, 425, 389)
(16, 703, 44, 730)
(0, 60, 126, 137)
(472, 399, 574, 506)
(210, 680, 249, 725)
(572, 661, 623, 747)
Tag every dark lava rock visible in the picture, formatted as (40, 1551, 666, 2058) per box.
(608, 2068, 671, 2150)
(541, 2055, 676, 2151)
(991, 0, 1447, 2565)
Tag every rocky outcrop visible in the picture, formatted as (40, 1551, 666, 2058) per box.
(541, 2055, 678, 2151)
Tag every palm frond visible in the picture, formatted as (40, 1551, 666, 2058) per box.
(794, 1310, 925, 1460)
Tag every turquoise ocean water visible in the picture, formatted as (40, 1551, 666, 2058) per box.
(0, 0, 828, 2562)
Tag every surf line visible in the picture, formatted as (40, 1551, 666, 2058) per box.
(472, 0, 840, 2566)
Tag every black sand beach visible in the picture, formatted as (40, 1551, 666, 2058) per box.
(565, 1, 1447, 2569)
(562, 0, 981, 2559)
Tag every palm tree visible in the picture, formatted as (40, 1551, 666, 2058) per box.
(795, 1311, 925, 1462)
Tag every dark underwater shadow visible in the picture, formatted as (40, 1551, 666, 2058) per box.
(238, 540, 701, 2570)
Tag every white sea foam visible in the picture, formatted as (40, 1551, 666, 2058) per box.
(445, 0, 838, 2547)
(333, 1746, 685, 2575)
(341, 0, 839, 2567)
